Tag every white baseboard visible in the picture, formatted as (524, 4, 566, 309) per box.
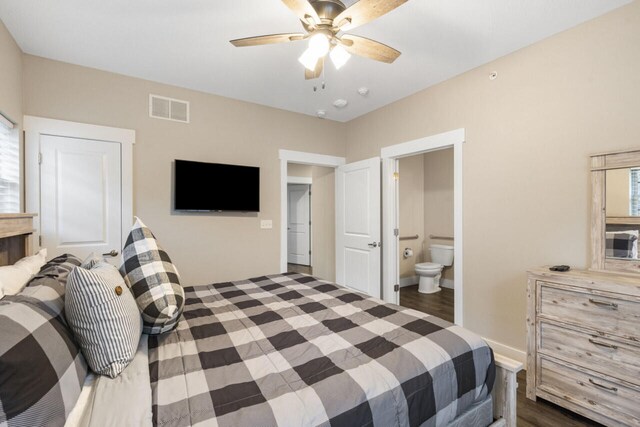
(441, 278, 454, 289)
(482, 337, 526, 367)
(399, 276, 418, 287)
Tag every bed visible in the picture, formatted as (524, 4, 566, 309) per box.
(0, 215, 516, 427)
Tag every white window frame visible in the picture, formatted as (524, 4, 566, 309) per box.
(0, 113, 20, 213)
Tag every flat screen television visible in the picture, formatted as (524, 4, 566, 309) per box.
(174, 159, 260, 212)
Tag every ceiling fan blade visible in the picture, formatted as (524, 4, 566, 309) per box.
(230, 33, 305, 47)
(334, 0, 407, 31)
(340, 34, 400, 63)
(305, 58, 323, 80)
(281, 0, 321, 26)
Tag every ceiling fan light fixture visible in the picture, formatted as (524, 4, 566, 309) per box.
(330, 45, 351, 70)
(298, 48, 319, 71)
(308, 33, 330, 57)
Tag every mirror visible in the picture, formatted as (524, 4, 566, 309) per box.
(605, 168, 640, 260)
(591, 149, 640, 274)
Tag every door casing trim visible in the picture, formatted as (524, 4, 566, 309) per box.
(24, 115, 135, 252)
(380, 128, 465, 326)
(279, 150, 345, 273)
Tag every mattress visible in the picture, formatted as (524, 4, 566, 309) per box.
(65, 335, 153, 427)
(149, 273, 495, 427)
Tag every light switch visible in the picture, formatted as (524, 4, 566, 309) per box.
(260, 220, 273, 229)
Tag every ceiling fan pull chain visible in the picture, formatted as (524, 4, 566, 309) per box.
(322, 57, 326, 90)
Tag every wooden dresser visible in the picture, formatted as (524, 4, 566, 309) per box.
(0, 213, 36, 264)
(526, 268, 640, 426)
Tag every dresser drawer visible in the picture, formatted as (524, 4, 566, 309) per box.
(539, 322, 640, 386)
(538, 282, 640, 339)
(539, 357, 640, 426)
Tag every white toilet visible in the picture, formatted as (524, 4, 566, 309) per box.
(414, 245, 454, 294)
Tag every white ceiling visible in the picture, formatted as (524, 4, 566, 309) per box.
(0, 0, 631, 122)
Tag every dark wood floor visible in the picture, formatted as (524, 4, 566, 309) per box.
(287, 263, 312, 275)
(399, 284, 454, 323)
(516, 371, 603, 427)
(398, 285, 603, 426)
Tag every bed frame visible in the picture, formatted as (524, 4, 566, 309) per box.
(0, 214, 520, 427)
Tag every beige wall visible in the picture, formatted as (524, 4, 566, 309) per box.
(22, 55, 346, 285)
(287, 163, 313, 178)
(424, 148, 454, 283)
(606, 168, 631, 217)
(346, 2, 640, 353)
(287, 163, 336, 281)
(398, 155, 424, 278)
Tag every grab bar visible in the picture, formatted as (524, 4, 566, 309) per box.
(429, 234, 454, 241)
(399, 234, 419, 241)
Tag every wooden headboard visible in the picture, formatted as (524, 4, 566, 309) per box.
(0, 213, 36, 267)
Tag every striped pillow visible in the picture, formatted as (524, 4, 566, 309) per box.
(120, 217, 184, 335)
(65, 261, 142, 378)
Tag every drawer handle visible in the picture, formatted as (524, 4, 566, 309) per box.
(588, 338, 618, 350)
(588, 378, 618, 393)
(588, 298, 618, 310)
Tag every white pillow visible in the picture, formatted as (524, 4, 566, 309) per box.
(14, 248, 48, 274)
(0, 265, 32, 296)
(0, 249, 47, 296)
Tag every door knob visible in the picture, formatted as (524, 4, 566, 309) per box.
(368, 242, 379, 248)
(103, 250, 119, 257)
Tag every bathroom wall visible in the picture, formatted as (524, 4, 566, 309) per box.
(398, 155, 425, 279)
(424, 148, 454, 285)
(287, 163, 336, 281)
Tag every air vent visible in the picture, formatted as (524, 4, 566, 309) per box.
(149, 94, 190, 123)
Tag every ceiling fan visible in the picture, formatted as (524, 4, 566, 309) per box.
(230, 0, 407, 80)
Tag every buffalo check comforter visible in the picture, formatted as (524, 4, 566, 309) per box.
(149, 273, 495, 427)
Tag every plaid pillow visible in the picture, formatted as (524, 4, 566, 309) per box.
(120, 217, 184, 335)
(605, 231, 638, 258)
(7, 275, 66, 320)
(30, 253, 82, 287)
(0, 299, 87, 427)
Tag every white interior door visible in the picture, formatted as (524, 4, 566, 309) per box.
(287, 184, 311, 265)
(40, 135, 122, 264)
(336, 157, 381, 297)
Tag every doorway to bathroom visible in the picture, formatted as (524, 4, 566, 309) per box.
(397, 149, 455, 323)
(381, 129, 464, 325)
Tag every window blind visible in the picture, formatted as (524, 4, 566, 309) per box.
(0, 119, 20, 213)
(631, 168, 640, 216)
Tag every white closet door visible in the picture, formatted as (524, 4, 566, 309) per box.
(335, 157, 381, 297)
(40, 135, 122, 264)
